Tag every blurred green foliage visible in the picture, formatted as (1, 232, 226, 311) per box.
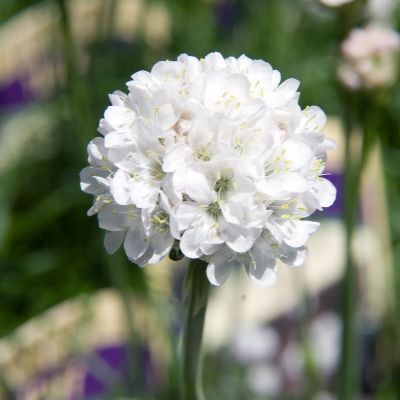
(0, 1, 400, 397)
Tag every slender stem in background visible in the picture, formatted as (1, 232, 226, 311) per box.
(181, 259, 210, 400)
(107, 253, 145, 396)
(108, 261, 137, 392)
(299, 281, 319, 398)
(339, 104, 358, 400)
(57, 0, 92, 146)
(334, 5, 377, 398)
(374, 101, 400, 397)
(339, 96, 376, 399)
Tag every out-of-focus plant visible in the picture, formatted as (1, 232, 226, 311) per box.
(332, 1, 400, 398)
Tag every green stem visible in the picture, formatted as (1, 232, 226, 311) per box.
(339, 109, 358, 400)
(181, 259, 209, 400)
(108, 255, 138, 392)
(373, 101, 400, 396)
(339, 96, 377, 399)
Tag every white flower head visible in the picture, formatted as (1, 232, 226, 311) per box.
(338, 25, 400, 90)
(80, 53, 336, 286)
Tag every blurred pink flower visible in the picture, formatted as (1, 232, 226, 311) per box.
(338, 25, 400, 89)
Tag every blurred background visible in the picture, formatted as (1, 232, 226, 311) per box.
(0, 0, 399, 399)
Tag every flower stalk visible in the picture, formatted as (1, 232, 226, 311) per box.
(181, 259, 210, 400)
(339, 115, 359, 399)
(339, 94, 378, 399)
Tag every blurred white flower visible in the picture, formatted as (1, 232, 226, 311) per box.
(80, 53, 336, 286)
(230, 325, 279, 363)
(367, 0, 397, 22)
(318, 0, 354, 7)
(309, 312, 341, 374)
(281, 312, 341, 381)
(338, 25, 400, 89)
(246, 363, 282, 396)
(314, 392, 337, 400)
(281, 341, 304, 380)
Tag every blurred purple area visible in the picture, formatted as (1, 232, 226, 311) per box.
(81, 345, 130, 398)
(16, 345, 136, 400)
(0, 77, 33, 109)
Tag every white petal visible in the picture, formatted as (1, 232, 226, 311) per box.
(163, 143, 192, 172)
(281, 141, 313, 170)
(220, 222, 260, 253)
(88, 137, 107, 163)
(108, 91, 128, 106)
(292, 247, 307, 267)
(156, 101, 181, 130)
(280, 244, 307, 267)
(220, 193, 265, 229)
(298, 106, 327, 133)
(175, 203, 202, 230)
(278, 78, 300, 93)
(200, 243, 222, 256)
(104, 131, 134, 148)
(202, 71, 250, 115)
(259, 173, 308, 197)
(181, 167, 215, 204)
(311, 178, 337, 208)
(281, 220, 320, 248)
(98, 205, 126, 231)
(110, 169, 132, 205)
(129, 181, 159, 210)
(247, 239, 278, 286)
(104, 231, 125, 254)
(203, 52, 226, 70)
(180, 227, 207, 259)
(147, 233, 174, 264)
(206, 248, 238, 285)
(124, 225, 148, 260)
(104, 105, 135, 130)
(80, 167, 109, 195)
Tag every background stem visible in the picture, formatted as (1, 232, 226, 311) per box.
(339, 95, 377, 399)
(181, 259, 209, 400)
(339, 103, 359, 400)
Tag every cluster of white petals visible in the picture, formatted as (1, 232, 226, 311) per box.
(80, 53, 336, 286)
(338, 25, 400, 90)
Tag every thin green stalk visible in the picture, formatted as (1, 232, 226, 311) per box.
(339, 113, 358, 399)
(56, 0, 92, 145)
(107, 253, 144, 395)
(300, 285, 320, 397)
(374, 101, 400, 396)
(334, 16, 372, 399)
(181, 259, 210, 400)
(339, 96, 377, 399)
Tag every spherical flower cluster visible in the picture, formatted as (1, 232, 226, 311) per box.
(80, 53, 336, 286)
(338, 25, 400, 90)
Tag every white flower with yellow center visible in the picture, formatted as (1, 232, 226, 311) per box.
(80, 53, 336, 285)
